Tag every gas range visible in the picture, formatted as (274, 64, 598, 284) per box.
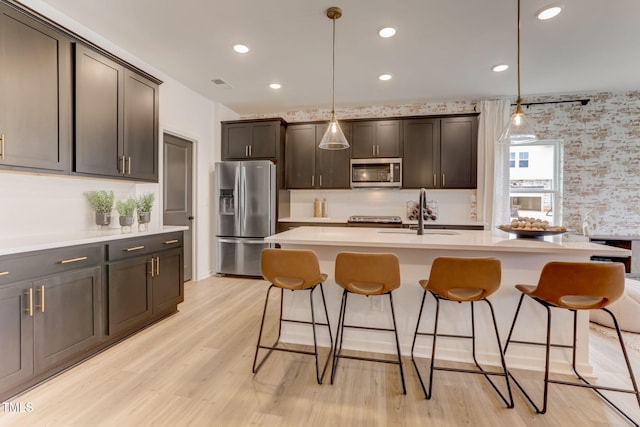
(347, 215, 403, 227)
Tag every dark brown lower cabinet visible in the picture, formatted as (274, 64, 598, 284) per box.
(0, 266, 101, 395)
(106, 234, 184, 337)
(0, 231, 183, 401)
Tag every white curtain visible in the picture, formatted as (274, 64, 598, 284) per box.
(477, 99, 511, 230)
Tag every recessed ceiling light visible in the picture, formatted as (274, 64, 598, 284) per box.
(537, 5, 563, 20)
(232, 44, 250, 54)
(378, 74, 392, 81)
(378, 26, 397, 38)
(492, 64, 509, 72)
(269, 83, 281, 89)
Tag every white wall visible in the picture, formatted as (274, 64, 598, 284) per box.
(1, 0, 240, 280)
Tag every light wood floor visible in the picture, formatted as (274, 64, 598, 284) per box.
(1, 276, 639, 426)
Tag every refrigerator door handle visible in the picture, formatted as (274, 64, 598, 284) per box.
(234, 164, 242, 236)
(241, 164, 248, 234)
(217, 238, 267, 245)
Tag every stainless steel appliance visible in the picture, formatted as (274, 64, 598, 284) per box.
(215, 160, 276, 276)
(347, 215, 403, 228)
(350, 158, 402, 188)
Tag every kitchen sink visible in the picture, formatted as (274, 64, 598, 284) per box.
(377, 229, 460, 235)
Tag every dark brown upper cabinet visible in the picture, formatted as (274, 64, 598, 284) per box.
(351, 120, 401, 159)
(285, 123, 351, 189)
(402, 115, 478, 189)
(222, 119, 285, 161)
(402, 118, 439, 189)
(0, 3, 71, 173)
(75, 44, 159, 182)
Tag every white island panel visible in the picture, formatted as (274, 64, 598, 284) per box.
(265, 227, 631, 374)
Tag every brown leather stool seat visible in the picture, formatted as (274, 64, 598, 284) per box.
(504, 261, 639, 424)
(330, 252, 406, 394)
(253, 248, 333, 384)
(411, 256, 514, 407)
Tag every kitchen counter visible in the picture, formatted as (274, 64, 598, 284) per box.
(0, 226, 189, 256)
(279, 216, 485, 228)
(266, 227, 630, 375)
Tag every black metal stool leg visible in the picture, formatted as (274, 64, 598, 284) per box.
(426, 294, 441, 399)
(411, 290, 430, 398)
(331, 289, 348, 385)
(318, 283, 334, 383)
(253, 285, 280, 374)
(388, 291, 406, 394)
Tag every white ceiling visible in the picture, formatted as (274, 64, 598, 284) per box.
(39, 0, 640, 115)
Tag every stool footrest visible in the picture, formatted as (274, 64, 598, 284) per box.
(342, 323, 395, 333)
(335, 353, 402, 366)
(282, 318, 330, 328)
(258, 344, 321, 357)
(507, 339, 573, 349)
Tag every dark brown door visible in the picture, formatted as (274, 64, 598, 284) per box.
(163, 133, 194, 281)
(0, 5, 71, 172)
(316, 123, 351, 188)
(286, 124, 316, 189)
(152, 248, 184, 314)
(124, 70, 158, 181)
(440, 116, 478, 189)
(75, 44, 123, 177)
(0, 281, 34, 392)
(34, 267, 102, 373)
(403, 119, 440, 189)
(107, 257, 153, 336)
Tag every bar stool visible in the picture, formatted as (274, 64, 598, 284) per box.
(253, 248, 333, 384)
(504, 261, 639, 424)
(411, 256, 513, 407)
(330, 251, 406, 394)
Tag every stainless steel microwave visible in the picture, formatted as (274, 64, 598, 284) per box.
(350, 158, 402, 188)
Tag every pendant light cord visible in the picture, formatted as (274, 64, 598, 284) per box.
(331, 16, 336, 116)
(516, 0, 522, 105)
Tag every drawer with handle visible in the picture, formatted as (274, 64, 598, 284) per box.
(107, 232, 183, 261)
(0, 244, 102, 286)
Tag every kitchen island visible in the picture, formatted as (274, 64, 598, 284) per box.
(265, 226, 631, 374)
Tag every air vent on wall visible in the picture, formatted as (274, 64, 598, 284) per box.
(211, 78, 233, 89)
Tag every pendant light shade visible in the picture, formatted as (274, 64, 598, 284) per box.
(319, 6, 349, 150)
(500, 0, 538, 144)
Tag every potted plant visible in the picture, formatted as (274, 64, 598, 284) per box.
(135, 192, 155, 226)
(116, 197, 137, 228)
(84, 190, 114, 226)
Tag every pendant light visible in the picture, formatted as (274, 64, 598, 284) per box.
(499, 0, 538, 144)
(319, 6, 349, 150)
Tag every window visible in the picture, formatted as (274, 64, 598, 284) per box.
(518, 152, 529, 168)
(509, 140, 563, 225)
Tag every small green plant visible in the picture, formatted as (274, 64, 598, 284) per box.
(136, 192, 155, 213)
(116, 197, 137, 217)
(84, 190, 114, 213)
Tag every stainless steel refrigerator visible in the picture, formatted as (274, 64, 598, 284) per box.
(215, 160, 276, 276)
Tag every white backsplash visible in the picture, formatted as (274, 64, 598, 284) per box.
(288, 189, 477, 223)
(0, 171, 160, 239)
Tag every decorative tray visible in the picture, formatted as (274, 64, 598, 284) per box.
(497, 226, 568, 238)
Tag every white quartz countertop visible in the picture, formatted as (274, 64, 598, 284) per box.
(266, 226, 631, 256)
(0, 226, 189, 257)
(278, 216, 483, 227)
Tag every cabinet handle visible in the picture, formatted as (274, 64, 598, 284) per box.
(37, 285, 45, 313)
(127, 156, 132, 175)
(119, 156, 125, 174)
(59, 256, 88, 264)
(319, 175, 323, 187)
(163, 239, 179, 245)
(442, 174, 445, 187)
(155, 256, 160, 276)
(0, 133, 4, 160)
(249, 145, 252, 157)
(311, 175, 314, 187)
(433, 174, 437, 187)
(25, 288, 33, 317)
(124, 245, 145, 252)
(149, 257, 155, 277)
(0, 271, 9, 277)
(245, 145, 249, 157)
(372, 145, 376, 156)
(376, 145, 379, 156)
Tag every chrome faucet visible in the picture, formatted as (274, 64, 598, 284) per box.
(417, 188, 427, 235)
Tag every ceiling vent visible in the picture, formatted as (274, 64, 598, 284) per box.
(211, 78, 233, 89)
